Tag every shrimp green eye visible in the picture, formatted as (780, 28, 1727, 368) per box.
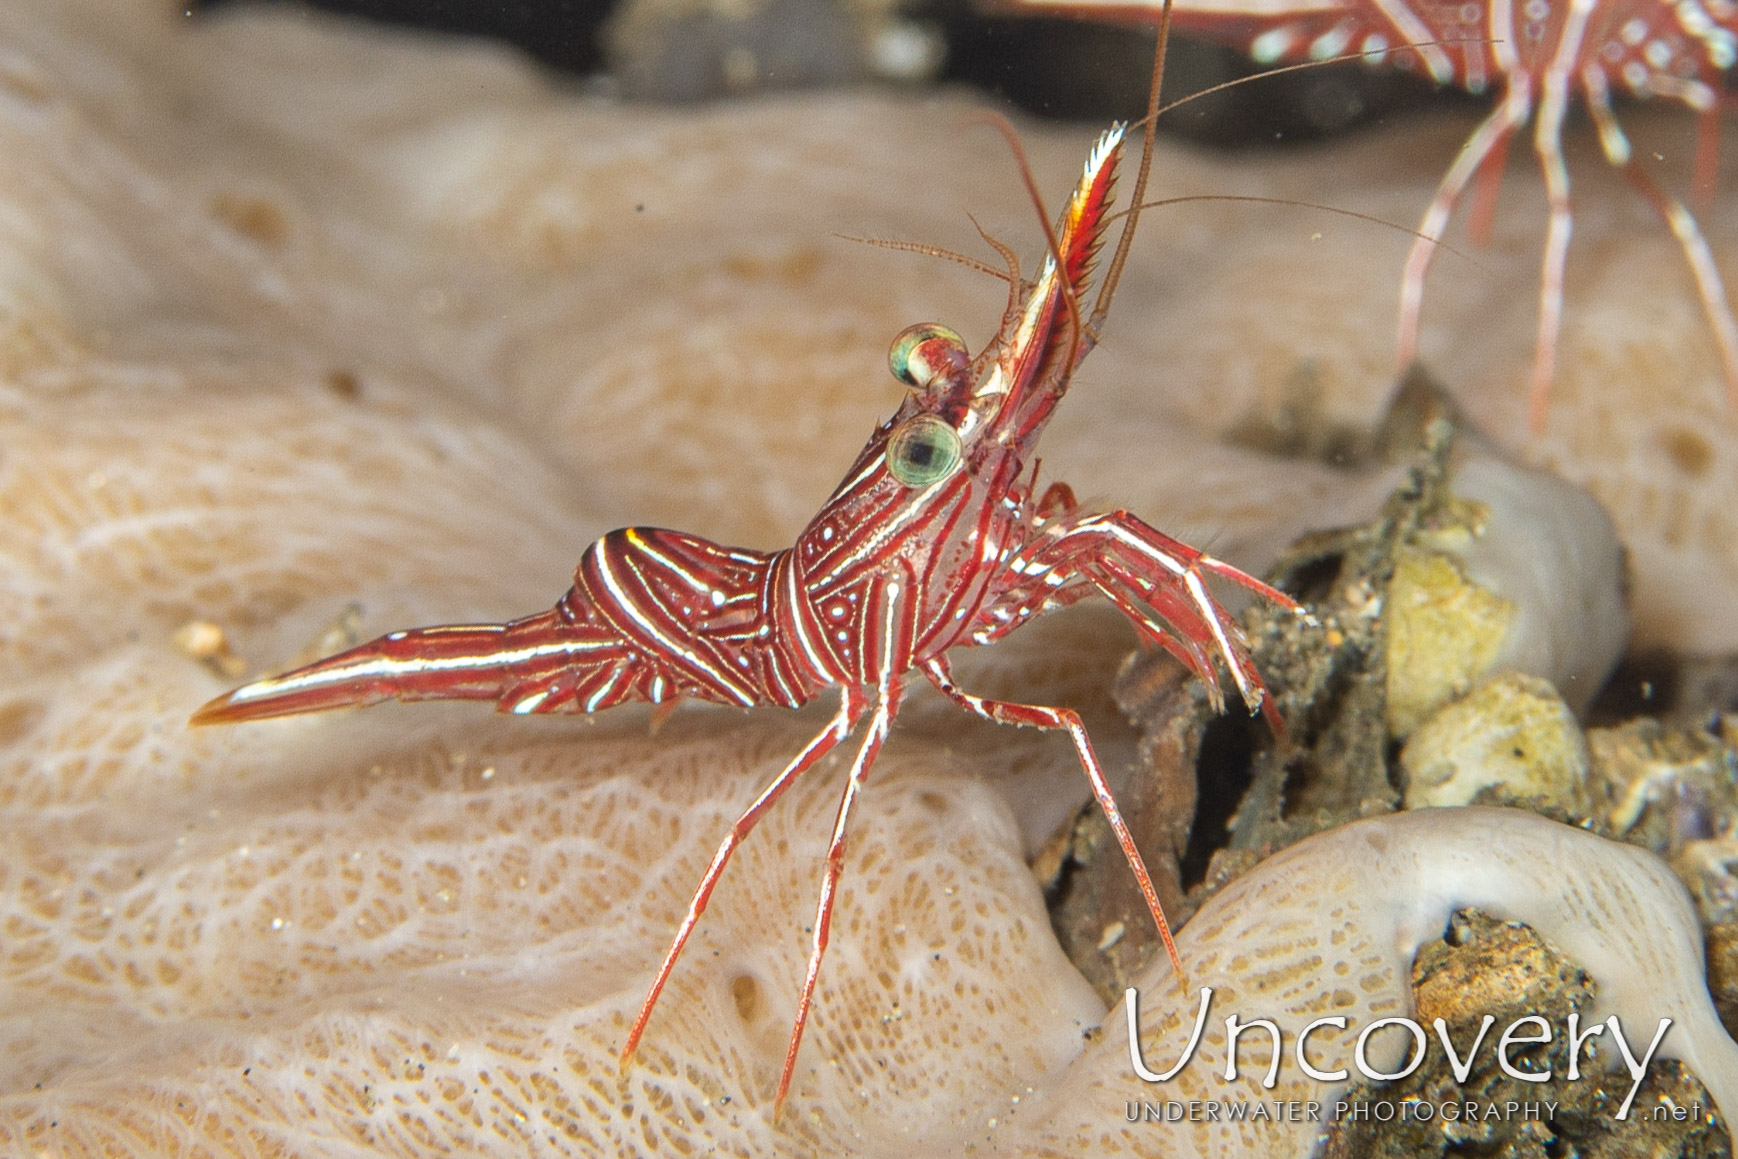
(888, 323, 968, 391)
(885, 413, 962, 487)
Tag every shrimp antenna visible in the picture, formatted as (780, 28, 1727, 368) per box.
(832, 233, 1013, 283)
(1090, 33, 1498, 329)
(1153, 38, 1500, 124)
(1111, 194, 1488, 275)
(1091, 0, 1173, 337)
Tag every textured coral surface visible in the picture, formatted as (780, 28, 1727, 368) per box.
(4, 2, 1737, 1156)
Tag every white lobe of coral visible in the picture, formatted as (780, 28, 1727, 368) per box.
(1449, 455, 1629, 715)
(1010, 807, 1738, 1157)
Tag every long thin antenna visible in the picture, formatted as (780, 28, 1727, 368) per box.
(1115, 193, 1488, 273)
(832, 233, 1012, 282)
(1090, 0, 1172, 336)
(1155, 39, 1497, 123)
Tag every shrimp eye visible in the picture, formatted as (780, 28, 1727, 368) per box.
(888, 323, 968, 391)
(885, 413, 962, 487)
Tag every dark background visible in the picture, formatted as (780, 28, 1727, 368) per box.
(193, 0, 1465, 144)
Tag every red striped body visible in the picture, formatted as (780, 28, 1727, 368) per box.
(188, 413, 1046, 724)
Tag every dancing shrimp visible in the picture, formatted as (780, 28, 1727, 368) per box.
(192, 22, 1304, 1113)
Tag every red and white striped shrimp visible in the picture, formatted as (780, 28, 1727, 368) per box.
(192, 22, 1304, 1113)
(1012, 0, 1738, 432)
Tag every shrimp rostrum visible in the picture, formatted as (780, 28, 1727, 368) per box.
(193, 118, 1306, 1112)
